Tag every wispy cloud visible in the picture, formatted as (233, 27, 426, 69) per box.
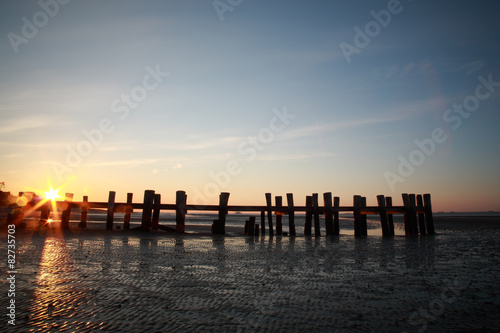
(0, 116, 50, 134)
(87, 158, 164, 167)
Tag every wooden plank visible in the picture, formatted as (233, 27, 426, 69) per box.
(106, 191, 116, 230)
(78, 196, 88, 228)
(323, 192, 334, 236)
(286, 193, 296, 236)
(61, 193, 73, 229)
(385, 196, 394, 236)
(141, 190, 154, 230)
(215, 192, 230, 234)
(333, 196, 340, 236)
(304, 196, 312, 236)
(265, 193, 274, 236)
(275, 196, 283, 235)
(417, 195, 427, 236)
(152, 194, 161, 230)
(423, 193, 435, 235)
(123, 193, 133, 230)
(377, 195, 390, 236)
(176, 190, 187, 233)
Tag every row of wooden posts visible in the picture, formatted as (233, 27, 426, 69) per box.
(35, 190, 434, 237)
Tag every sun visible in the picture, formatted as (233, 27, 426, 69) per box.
(44, 187, 60, 201)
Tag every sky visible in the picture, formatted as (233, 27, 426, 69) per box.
(1, 0, 499, 211)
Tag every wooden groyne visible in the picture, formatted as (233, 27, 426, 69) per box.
(8, 190, 435, 237)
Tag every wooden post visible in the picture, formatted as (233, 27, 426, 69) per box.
(409, 194, 419, 235)
(152, 194, 161, 230)
(61, 193, 73, 229)
(79, 196, 88, 228)
(353, 195, 367, 237)
(286, 193, 296, 236)
(260, 211, 265, 235)
(333, 196, 340, 236)
(423, 193, 435, 235)
(106, 191, 116, 230)
(323, 192, 334, 236)
(402, 193, 411, 236)
(417, 195, 427, 236)
(141, 190, 154, 230)
(304, 196, 312, 236)
(216, 192, 230, 234)
(386, 196, 394, 236)
(275, 196, 283, 235)
(124, 193, 133, 230)
(254, 222, 260, 236)
(40, 201, 50, 226)
(176, 190, 187, 233)
(244, 220, 249, 235)
(377, 195, 390, 236)
(265, 193, 274, 236)
(249, 216, 256, 236)
(312, 193, 320, 236)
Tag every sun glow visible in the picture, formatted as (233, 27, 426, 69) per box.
(44, 187, 60, 201)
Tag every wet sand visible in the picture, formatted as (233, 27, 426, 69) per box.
(1, 216, 499, 332)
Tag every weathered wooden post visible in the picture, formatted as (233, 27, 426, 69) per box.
(312, 193, 321, 236)
(416, 195, 427, 235)
(249, 216, 256, 236)
(304, 196, 312, 236)
(216, 192, 230, 234)
(353, 195, 366, 237)
(275, 196, 283, 235)
(377, 195, 390, 236)
(423, 193, 435, 235)
(386, 196, 394, 235)
(409, 194, 419, 235)
(124, 193, 133, 230)
(78, 196, 88, 228)
(40, 201, 50, 226)
(286, 193, 296, 236)
(323, 192, 334, 236)
(141, 190, 154, 230)
(152, 194, 161, 230)
(176, 190, 187, 233)
(402, 193, 410, 236)
(265, 193, 274, 236)
(260, 211, 266, 235)
(61, 193, 74, 229)
(333, 196, 340, 236)
(106, 191, 116, 230)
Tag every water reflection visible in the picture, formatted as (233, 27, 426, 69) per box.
(28, 228, 97, 331)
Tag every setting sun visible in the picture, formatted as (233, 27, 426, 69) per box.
(44, 187, 60, 201)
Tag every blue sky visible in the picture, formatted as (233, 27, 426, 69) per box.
(1, 0, 499, 211)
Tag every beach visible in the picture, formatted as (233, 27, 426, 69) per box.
(1, 215, 499, 332)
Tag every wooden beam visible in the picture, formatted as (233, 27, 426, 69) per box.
(333, 196, 340, 236)
(78, 196, 88, 228)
